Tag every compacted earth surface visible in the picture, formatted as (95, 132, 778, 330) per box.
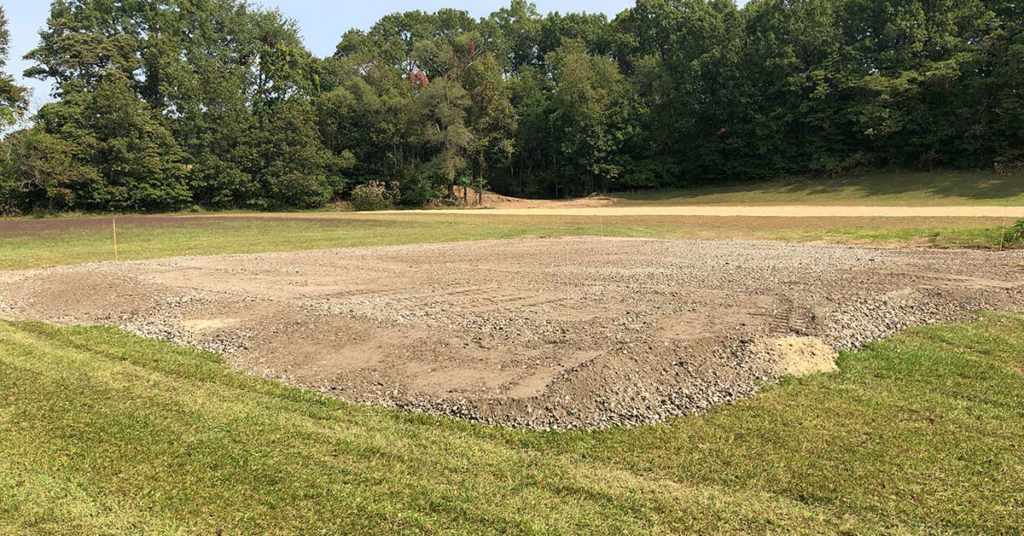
(2, 237, 1022, 429)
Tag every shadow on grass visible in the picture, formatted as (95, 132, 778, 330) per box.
(621, 169, 1024, 204)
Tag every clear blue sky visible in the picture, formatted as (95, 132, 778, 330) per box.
(1, 1, 636, 111)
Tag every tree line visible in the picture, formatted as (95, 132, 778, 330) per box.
(0, 0, 1021, 214)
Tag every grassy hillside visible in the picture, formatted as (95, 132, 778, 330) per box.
(1, 213, 1018, 270)
(1, 316, 1022, 534)
(615, 170, 1024, 206)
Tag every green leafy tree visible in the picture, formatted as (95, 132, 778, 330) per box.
(482, 0, 543, 73)
(0, 6, 27, 128)
(464, 51, 517, 196)
(2, 127, 100, 212)
(740, 0, 843, 174)
(417, 77, 474, 200)
(24, 0, 146, 96)
(547, 40, 631, 195)
(976, 1, 1024, 167)
(22, 0, 338, 211)
(34, 75, 190, 211)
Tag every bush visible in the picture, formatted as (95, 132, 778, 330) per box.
(1003, 220, 1024, 248)
(993, 154, 1024, 176)
(350, 181, 397, 211)
(616, 157, 680, 190)
(0, 177, 18, 216)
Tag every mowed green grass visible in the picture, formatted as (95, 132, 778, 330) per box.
(1, 315, 1022, 534)
(1, 213, 1018, 270)
(615, 169, 1024, 206)
(3, 169, 1023, 270)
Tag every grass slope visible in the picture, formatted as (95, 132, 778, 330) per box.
(615, 170, 1024, 206)
(1, 214, 1017, 270)
(2, 316, 1022, 534)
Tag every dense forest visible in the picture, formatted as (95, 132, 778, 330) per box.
(0, 0, 1021, 213)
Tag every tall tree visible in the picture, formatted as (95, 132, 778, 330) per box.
(0, 6, 28, 127)
(547, 39, 631, 195)
(482, 0, 543, 73)
(22, 0, 339, 210)
(24, 0, 146, 96)
(33, 74, 190, 211)
(417, 77, 474, 200)
(464, 50, 517, 196)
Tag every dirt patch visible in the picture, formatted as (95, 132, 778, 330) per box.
(752, 337, 839, 377)
(393, 205, 1024, 218)
(476, 190, 616, 209)
(429, 188, 617, 209)
(1, 238, 1022, 429)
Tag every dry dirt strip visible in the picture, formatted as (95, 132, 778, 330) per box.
(386, 205, 1024, 218)
(1, 238, 1022, 429)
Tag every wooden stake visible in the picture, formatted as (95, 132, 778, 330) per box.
(112, 217, 119, 262)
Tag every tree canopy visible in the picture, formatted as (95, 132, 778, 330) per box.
(1, 0, 1021, 214)
(0, 7, 27, 128)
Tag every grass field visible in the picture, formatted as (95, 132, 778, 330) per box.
(2, 171, 1022, 533)
(1, 315, 1022, 534)
(3, 169, 1023, 270)
(614, 169, 1024, 206)
(1, 213, 1020, 270)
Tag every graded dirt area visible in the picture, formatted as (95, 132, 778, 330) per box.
(397, 205, 1024, 218)
(2, 238, 1022, 429)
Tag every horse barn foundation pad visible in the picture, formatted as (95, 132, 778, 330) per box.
(2, 238, 1022, 429)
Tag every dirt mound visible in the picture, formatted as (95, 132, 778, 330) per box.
(753, 337, 839, 377)
(443, 187, 617, 209)
(1, 238, 1021, 429)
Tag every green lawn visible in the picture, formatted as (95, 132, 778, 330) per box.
(3, 168, 1023, 270)
(2, 213, 1019, 270)
(1, 315, 1022, 534)
(615, 169, 1024, 206)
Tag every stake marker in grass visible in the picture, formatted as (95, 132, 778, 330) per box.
(112, 217, 119, 262)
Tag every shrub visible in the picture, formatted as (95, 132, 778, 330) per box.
(0, 176, 17, 216)
(616, 157, 679, 190)
(395, 169, 443, 207)
(993, 155, 1024, 176)
(350, 181, 397, 211)
(1003, 220, 1024, 248)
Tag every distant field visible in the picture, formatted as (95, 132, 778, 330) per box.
(1, 213, 1019, 270)
(2, 315, 1022, 534)
(3, 169, 1022, 270)
(613, 170, 1024, 206)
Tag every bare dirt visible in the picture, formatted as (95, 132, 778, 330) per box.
(2, 237, 1022, 429)
(398, 205, 1024, 218)
(475, 190, 616, 209)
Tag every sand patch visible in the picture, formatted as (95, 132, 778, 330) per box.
(754, 336, 840, 377)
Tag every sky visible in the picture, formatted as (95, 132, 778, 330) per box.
(1, 0, 636, 112)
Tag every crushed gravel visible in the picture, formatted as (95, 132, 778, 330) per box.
(1, 237, 1021, 430)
